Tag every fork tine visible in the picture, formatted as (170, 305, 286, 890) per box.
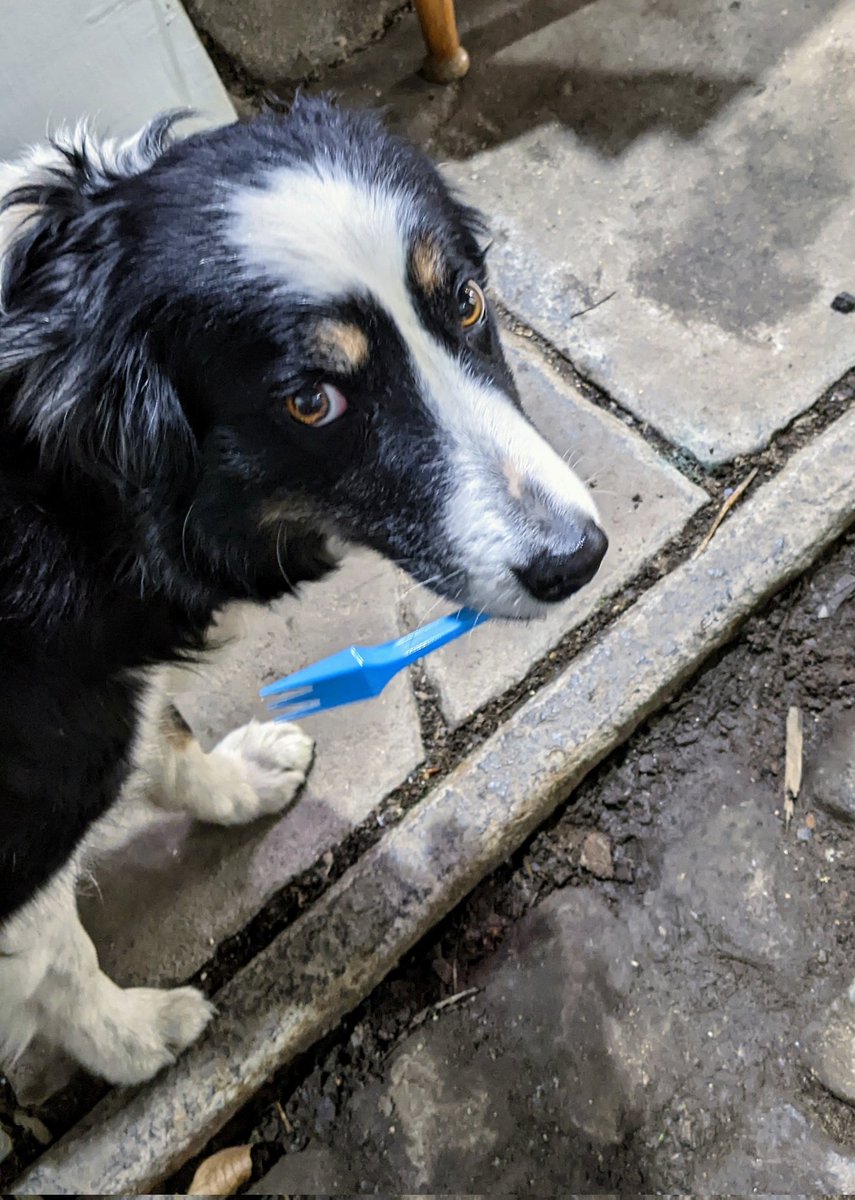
(260, 676, 315, 699)
(261, 683, 314, 704)
(267, 691, 318, 712)
(270, 698, 323, 721)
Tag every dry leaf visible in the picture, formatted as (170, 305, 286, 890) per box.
(187, 1144, 252, 1196)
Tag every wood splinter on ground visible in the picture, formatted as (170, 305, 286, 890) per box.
(693, 467, 759, 559)
(274, 1099, 293, 1135)
(410, 986, 481, 1029)
(784, 704, 804, 830)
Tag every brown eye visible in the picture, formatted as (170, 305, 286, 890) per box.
(285, 383, 347, 427)
(458, 280, 486, 329)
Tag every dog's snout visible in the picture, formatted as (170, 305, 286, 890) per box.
(514, 520, 608, 604)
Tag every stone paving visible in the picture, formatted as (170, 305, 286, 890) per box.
(318, 0, 855, 465)
(6, 0, 855, 1183)
(442, 1, 855, 465)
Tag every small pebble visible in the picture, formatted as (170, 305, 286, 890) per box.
(580, 830, 614, 879)
(831, 291, 855, 314)
(796, 826, 812, 842)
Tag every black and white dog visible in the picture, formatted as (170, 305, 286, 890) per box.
(0, 97, 606, 1085)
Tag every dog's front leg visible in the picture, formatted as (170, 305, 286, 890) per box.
(0, 866, 213, 1086)
(130, 670, 314, 825)
(150, 704, 314, 824)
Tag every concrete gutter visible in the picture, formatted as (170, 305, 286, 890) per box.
(16, 407, 855, 1194)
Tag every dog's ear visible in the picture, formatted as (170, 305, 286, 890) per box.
(0, 115, 195, 489)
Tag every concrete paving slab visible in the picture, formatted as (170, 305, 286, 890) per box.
(17, 405, 855, 1194)
(80, 550, 423, 993)
(318, 0, 855, 466)
(189, 0, 403, 84)
(405, 335, 707, 727)
(441, 1, 855, 464)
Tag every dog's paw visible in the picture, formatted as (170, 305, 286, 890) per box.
(203, 719, 314, 824)
(88, 985, 214, 1086)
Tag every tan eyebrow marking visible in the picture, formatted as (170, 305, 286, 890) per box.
(411, 234, 448, 295)
(313, 319, 369, 374)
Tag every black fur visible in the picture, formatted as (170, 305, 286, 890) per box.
(0, 97, 511, 920)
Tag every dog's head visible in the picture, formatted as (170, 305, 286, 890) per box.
(0, 98, 606, 617)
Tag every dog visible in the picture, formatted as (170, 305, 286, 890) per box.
(0, 96, 607, 1086)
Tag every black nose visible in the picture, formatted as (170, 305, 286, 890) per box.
(514, 521, 608, 603)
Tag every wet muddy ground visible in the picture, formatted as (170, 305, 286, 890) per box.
(181, 529, 855, 1195)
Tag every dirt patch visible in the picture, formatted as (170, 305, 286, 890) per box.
(171, 529, 855, 1193)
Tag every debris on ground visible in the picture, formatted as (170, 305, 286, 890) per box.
(831, 292, 855, 314)
(692, 467, 759, 558)
(784, 704, 804, 830)
(187, 1144, 253, 1196)
(817, 572, 855, 619)
(579, 830, 614, 879)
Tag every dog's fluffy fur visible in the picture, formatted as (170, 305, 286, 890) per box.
(0, 98, 606, 1084)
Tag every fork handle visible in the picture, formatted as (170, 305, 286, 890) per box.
(389, 608, 490, 667)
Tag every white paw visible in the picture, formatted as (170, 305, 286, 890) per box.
(204, 719, 314, 824)
(83, 985, 214, 1086)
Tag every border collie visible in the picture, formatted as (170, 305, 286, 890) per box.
(0, 97, 607, 1085)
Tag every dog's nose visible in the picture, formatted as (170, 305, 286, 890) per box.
(514, 520, 608, 603)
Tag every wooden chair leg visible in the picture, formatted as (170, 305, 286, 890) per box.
(414, 0, 470, 83)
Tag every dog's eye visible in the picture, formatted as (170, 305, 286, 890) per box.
(458, 280, 486, 329)
(285, 383, 348, 427)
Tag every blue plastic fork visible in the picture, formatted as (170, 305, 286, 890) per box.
(260, 608, 491, 721)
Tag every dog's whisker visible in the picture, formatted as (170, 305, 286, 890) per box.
(415, 590, 449, 625)
(464, 601, 491, 645)
(400, 565, 466, 602)
(399, 571, 444, 600)
(180, 502, 197, 574)
(562, 446, 589, 469)
(350, 558, 411, 594)
(275, 522, 294, 591)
